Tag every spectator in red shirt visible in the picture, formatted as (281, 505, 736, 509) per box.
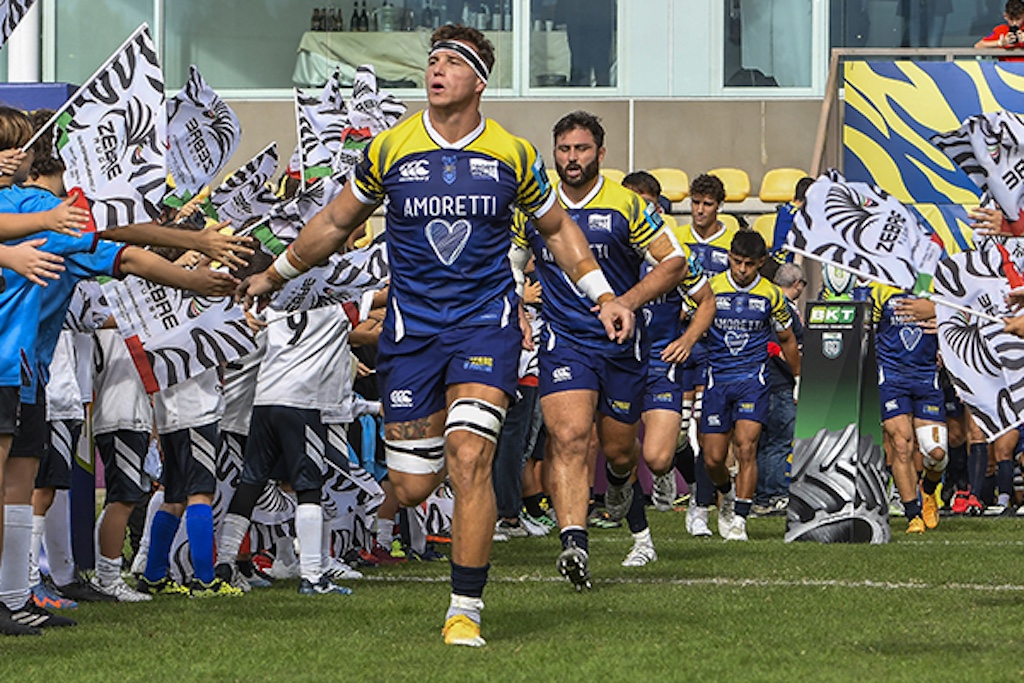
(975, 0, 1024, 61)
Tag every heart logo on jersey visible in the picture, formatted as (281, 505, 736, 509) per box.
(426, 218, 472, 266)
(724, 330, 749, 356)
(900, 325, 923, 351)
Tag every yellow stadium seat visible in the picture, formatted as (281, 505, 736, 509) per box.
(707, 167, 751, 202)
(718, 213, 740, 232)
(758, 168, 809, 203)
(648, 168, 689, 203)
(602, 168, 626, 184)
(751, 213, 777, 250)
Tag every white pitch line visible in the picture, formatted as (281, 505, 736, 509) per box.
(357, 574, 1024, 592)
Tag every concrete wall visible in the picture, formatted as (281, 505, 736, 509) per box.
(223, 97, 822, 192)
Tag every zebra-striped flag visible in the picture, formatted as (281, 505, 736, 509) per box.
(270, 232, 389, 314)
(934, 239, 1024, 440)
(786, 170, 942, 294)
(289, 88, 348, 184)
(252, 174, 345, 256)
(208, 142, 279, 228)
(100, 275, 257, 393)
(0, 0, 35, 48)
(931, 111, 1024, 236)
(165, 66, 241, 202)
(287, 64, 406, 183)
(51, 24, 166, 230)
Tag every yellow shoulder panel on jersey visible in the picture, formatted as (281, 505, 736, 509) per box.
(870, 282, 901, 322)
(510, 208, 530, 249)
(466, 118, 551, 216)
(590, 180, 660, 251)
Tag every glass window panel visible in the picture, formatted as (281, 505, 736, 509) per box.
(724, 0, 812, 88)
(530, 0, 615, 88)
(55, 0, 152, 84)
(163, 1, 515, 91)
(829, 1, 1001, 50)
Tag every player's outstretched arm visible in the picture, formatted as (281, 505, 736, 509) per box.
(0, 196, 91, 240)
(237, 183, 377, 309)
(532, 202, 634, 342)
(118, 247, 238, 297)
(663, 281, 714, 364)
(0, 239, 65, 286)
(104, 220, 255, 270)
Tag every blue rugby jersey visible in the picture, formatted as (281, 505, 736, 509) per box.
(642, 239, 706, 378)
(0, 185, 100, 391)
(352, 110, 554, 339)
(674, 220, 739, 279)
(870, 282, 938, 382)
(706, 271, 792, 384)
(512, 176, 663, 356)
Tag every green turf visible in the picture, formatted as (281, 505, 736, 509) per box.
(7, 512, 1024, 682)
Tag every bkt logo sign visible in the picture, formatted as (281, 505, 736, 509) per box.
(808, 305, 856, 325)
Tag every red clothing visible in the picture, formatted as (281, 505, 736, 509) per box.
(984, 24, 1024, 62)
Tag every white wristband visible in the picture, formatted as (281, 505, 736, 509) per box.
(273, 251, 303, 281)
(576, 269, 614, 304)
(793, 376, 801, 402)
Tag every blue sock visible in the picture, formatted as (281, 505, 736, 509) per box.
(998, 460, 1014, 503)
(695, 450, 716, 507)
(625, 480, 647, 533)
(144, 510, 181, 582)
(903, 499, 922, 520)
(186, 504, 215, 583)
(559, 526, 588, 553)
(450, 561, 489, 599)
(735, 498, 752, 518)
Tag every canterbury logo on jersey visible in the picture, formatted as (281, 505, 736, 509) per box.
(552, 367, 572, 383)
(398, 159, 430, 181)
(390, 389, 413, 408)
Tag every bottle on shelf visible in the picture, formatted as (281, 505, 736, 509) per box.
(379, 0, 394, 32)
(350, 2, 360, 31)
(360, 0, 370, 31)
(502, 0, 511, 31)
(421, 0, 433, 28)
(311, 8, 319, 30)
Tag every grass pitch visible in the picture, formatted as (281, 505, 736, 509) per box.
(6, 511, 1024, 683)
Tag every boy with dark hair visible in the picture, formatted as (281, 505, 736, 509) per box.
(975, 1, 1024, 59)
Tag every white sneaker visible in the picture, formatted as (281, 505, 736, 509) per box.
(717, 489, 736, 538)
(604, 478, 633, 521)
(687, 505, 713, 537)
(322, 557, 364, 581)
(518, 513, 550, 537)
(621, 540, 658, 567)
(91, 576, 152, 602)
(267, 559, 301, 580)
(725, 516, 748, 541)
(652, 472, 677, 512)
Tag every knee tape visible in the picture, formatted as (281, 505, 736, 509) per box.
(917, 424, 948, 472)
(681, 399, 693, 431)
(445, 398, 506, 444)
(385, 436, 445, 475)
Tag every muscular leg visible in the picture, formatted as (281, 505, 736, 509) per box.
(386, 409, 448, 507)
(883, 414, 921, 524)
(642, 410, 681, 476)
(541, 390, 598, 532)
(732, 419, 763, 503)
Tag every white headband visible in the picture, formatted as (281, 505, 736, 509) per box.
(429, 40, 490, 84)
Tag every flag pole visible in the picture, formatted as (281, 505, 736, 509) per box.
(786, 246, 1004, 324)
(20, 23, 153, 152)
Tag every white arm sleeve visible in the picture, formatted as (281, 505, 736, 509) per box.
(508, 243, 531, 298)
